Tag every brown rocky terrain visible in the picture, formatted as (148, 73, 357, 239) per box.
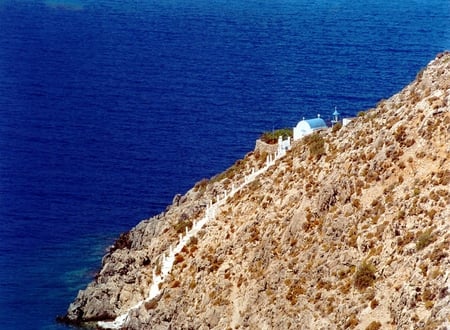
(60, 52, 450, 330)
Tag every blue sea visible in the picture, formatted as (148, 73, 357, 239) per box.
(0, 0, 449, 328)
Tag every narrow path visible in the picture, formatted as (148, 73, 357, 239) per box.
(98, 150, 285, 329)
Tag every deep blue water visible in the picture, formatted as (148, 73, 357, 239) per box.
(0, 0, 449, 328)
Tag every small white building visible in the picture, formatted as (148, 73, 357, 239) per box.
(293, 116, 328, 141)
(343, 118, 353, 127)
(277, 135, 291, 157)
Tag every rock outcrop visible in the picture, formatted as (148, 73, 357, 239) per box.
(61, 52, 450, 329)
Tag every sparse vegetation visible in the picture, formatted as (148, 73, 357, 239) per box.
(193, 178, 209, 193)
(345, 314, 359, 328)
(365, 321, 382, 330)
(174, 213, 193, 234)
(260, 128, 293, 144)
(170, 280, 181, 288)
(354, 260, 376, 291)
(370, 299, 379, 309)
(66, 53, 450, 329)
(174, 253, 184, 264)
(416, 228, 434, 250)
(144, 298, 159, 310)
(286, 280, 305, 305)
(332, 122, 342, 133)
(304, 132, 326, 158)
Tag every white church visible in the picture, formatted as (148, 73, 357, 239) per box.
(276, 109, 350, 155)
(293, 115, 328, 141)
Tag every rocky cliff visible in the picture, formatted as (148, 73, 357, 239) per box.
(60, 52, 450, 330)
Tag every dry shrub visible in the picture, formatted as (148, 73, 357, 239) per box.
(174, 253, 184, 264)
(424, 301, 434, 309)
(435, 170, 450, 185)
(416, 229, 434, 250)
(304, 132, 326, 159)
(170, 280, 181, 288)
(354, 260, 376, 291)
(286, 280, 306, 305)
(345, 314, 359, 328)
(370, 299, 379, 309)
(428, 246, 449, 264)
(339, 279, 352, 294)
(397, 231, 415, 248)
(422, 287, 436, 302)
(194, 178, 209, 193)
(145, 298, 159, 310)
(174, 213, 193, 234)
(365, 321, 382, 330)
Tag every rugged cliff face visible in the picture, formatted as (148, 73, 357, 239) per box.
(61, 52, 450, 330)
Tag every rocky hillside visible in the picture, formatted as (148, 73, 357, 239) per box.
(60, 52, 450, 330)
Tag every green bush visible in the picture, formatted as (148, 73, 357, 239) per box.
(260, 128, 293, 144)
(354, 260, 376, 290)
(416, 229, 434, 250)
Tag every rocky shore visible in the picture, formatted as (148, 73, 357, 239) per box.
(60, 52, 450, 329)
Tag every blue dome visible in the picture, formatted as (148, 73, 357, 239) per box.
(304, 118, 327, 129)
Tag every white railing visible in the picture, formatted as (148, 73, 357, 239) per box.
(99, 147, 287, 329)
